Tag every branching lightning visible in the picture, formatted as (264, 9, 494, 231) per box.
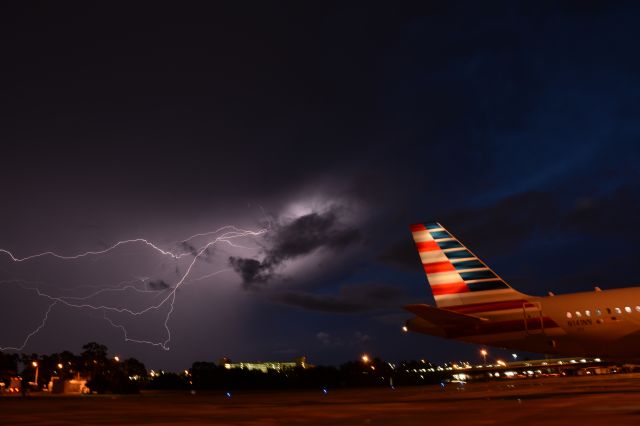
(1, 301, 57, 351)
(0, 225, 267, 352)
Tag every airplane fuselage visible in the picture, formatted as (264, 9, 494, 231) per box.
(410, 287, 640, 359)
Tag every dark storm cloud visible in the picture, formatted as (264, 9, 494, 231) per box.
(533, 183, 640, 291)
(378, 190, 558, 270)
(228, 258, 271, 286)
(445, 191, 559, 256)
(377, 239, 420, 271)
(378, 181, 640, 296)
(229, 207, 362, 287)
(272, 283, 406, 314)
(562, 184, 640, 237)
(179, 242, 198, 257)
(147, 280, 171, 291)
(276, 292, 365, 313)
(177, 242, 213, 262)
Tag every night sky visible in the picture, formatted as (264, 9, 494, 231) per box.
(3, 2, 640, 370)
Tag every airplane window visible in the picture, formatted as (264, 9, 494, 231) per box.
(566, 312, 572, 319)
(575, 311, 582, 317)
(595, 309, 602, 316)
(626, 306, 632, 313)
(615, 307, 622, 315)
(585, 310, 591, 317)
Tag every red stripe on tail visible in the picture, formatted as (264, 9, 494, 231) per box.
(431, 282, 469, 295)
(416, 241, 439, 252)
(424, 261, 455, 274)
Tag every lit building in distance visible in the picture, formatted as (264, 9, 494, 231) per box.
(221, 356, 309, 373)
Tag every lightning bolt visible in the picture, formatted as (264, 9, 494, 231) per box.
(0, 225, 262, 262)
(1, 301, 57, 351)
(0, 225, 267, 352)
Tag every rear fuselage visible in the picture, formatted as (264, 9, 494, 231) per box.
(407, 222, 640, 360)
(433, 287, 640, 358)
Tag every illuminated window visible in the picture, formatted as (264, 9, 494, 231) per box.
(595, 309, 602, 316)
(566, 312, 572, 319)
(615, 307, 622, 315)
(585, 310, 591, 317)
(625, 307, 632, 313)
(575, 311, 582, 317)
(636, 306, 640, 312)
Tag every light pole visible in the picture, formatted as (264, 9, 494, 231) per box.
(32, 361, 39, 387)
(480, 349, 488, 364)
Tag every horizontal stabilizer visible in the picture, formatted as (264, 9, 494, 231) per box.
(404, 304, 488, 327)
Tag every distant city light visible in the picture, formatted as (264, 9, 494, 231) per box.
(361, 354, 370, 363)
(114, 356, 120, 362)
(512, 353, 518, 360)
(402, 325, 408, 332)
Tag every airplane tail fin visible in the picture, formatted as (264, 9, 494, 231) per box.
(410, 222, 528, 309)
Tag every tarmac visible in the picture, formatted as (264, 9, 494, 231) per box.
(4, 373, 640, 425)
